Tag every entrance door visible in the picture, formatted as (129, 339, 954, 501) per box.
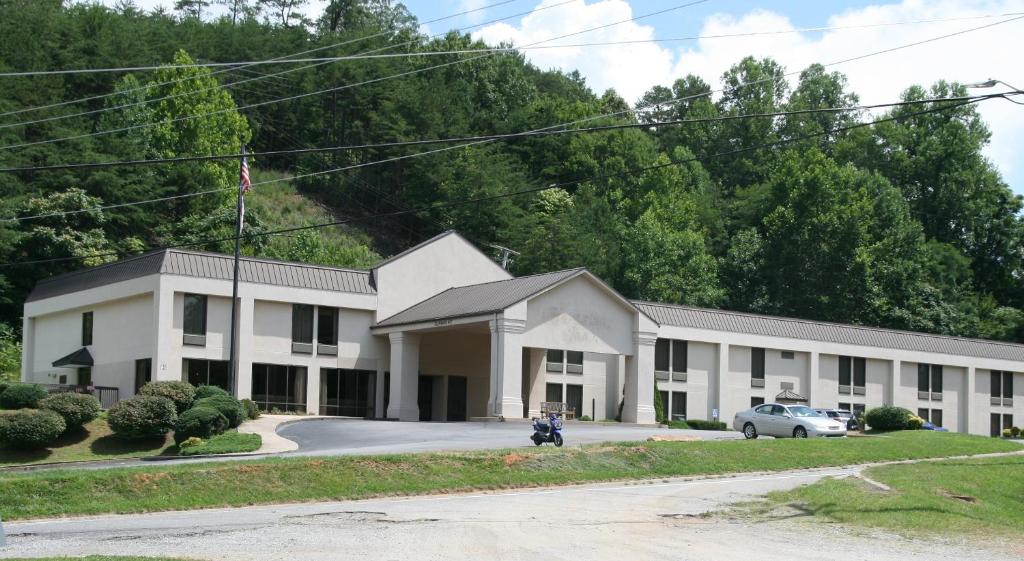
(418, 376, 434, 421)
(566, 384, 583, 419)
(447, 376, 467, 421)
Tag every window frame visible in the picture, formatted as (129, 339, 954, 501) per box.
(751, 347, 766, 387)
(182, 293, 207, 345)
(81, 311, 93, 346)
(565, 351, 583, 374)
(316, 306, 338, 355)
(134, 358, 152, 394)
(291, 304, 314, 353)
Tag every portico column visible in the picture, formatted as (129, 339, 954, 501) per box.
(964, 366, 977, 435)
(20, 315, 34, 382)
(387, 332, 420, 421)
(153, 280, 177, 382)
(234, 296, 255, 401)
(622, 330, 657, 424)
(888, 359, 900, 406)
(526, 348, 545, 418)
(714, 342, 729, 421)
(488, 317, 526, 419)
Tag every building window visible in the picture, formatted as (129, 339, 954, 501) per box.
(751, 347, 765, 387)
(81, 311, 93, 346)
(991, 371, 1013, 405)
(671, 391, 687, 421)
(546, 349, 564, 373)
(566, 351, 583, 374)
(251, 364, 308, 413)
(918, 408, 943, 427)
(917, 363, 943, 400)
(183, 294, 207, 345)
(317, 307, 338, 355)
(183, 358, 230, 391)
(320, 368, 376, 417)
(545, 382, 563, 403)
(852, 403, 866, 416)
(751, 396, 765, 408)
(291, 304, 314, 353)
(654, 339, 688, 381)
(134, 358, 151, 394)
(566, 384, 583, 418)
(780, 351, 794, 360)
(840, 402, 851, 411)
(839, 356, 866, 394)
(991, 413, 1014, 437)
(77, 367, 92, 387)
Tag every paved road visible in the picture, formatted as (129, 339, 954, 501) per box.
(278, 419, 741, 456)
(1, 466, 1012, 561)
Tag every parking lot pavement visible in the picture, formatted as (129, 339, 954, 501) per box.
(277, 418, 742, 456)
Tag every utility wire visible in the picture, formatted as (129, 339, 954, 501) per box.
(0, 0, 574, 129)
(0, 0, 523, 120)
(0, 0, 711, 151)
(1, 94, 1010, 175)
(0, 96, 990, 269)
(4, 10, 1021, 78)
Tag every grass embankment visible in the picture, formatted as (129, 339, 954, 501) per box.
(178, 431, 261, 456)
(765, 453, 1024, 537)
(5, 557, 187, 561)
(0, 414, 174, 466)
(0, 431, 1017, 520)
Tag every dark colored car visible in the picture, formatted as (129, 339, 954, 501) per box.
(815, 408, 860, 431)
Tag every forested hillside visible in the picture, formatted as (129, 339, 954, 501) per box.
(1, 0, 1022, 355)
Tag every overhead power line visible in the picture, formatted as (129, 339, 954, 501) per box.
(0, 0, 712, 151)
(0, 0, 576, 130)
(0, 96, 989, 269)
(1, 94, 1012, 175)
(0, 0, 530, 121)
(3, 11, 1021, 78)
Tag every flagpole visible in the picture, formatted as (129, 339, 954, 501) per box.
(228, 145, 245, 398)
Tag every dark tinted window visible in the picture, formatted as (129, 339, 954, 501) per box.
(317, 307, 337, 345)
(853, 357, 866, 387)
(672, 340, 687, 372)
(545, 383, 563, 403)
(183, 294, 207, 336)
(134, 358, 151, 394)
(917, 363, 930, 392)
(750, 397, 765, 407)
(566, 351, 583, 366)
(751, 348, 765, 380)
(931, 365, 943, 393)
(654, 339, 669, 371)
(1005, 372, 1013, 398)
(931, 409, 942, 428)
(838, 356, 851, 386)
(546, 349, 563, 364)
(292, 304, 314, 343)
(992, 371, 1002, 398)
(82, 312, 93, 346)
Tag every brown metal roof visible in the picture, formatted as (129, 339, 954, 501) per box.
(27, 249, 375, 302)
(376, 268, 585, 327)
(634, 301, 1024, 362)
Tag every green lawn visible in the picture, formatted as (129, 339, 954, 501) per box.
(0, 414, 175, 466)
(4, 557, 190, 561)
(764, 453, 1024, 537)
(0, 431, 1016, 520)
(178, 431, 261, 456)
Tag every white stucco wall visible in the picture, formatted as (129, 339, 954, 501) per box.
(522, 276, 636, 356)
(373, 233, 510, 322)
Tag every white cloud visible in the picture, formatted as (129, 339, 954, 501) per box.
(475, 0, 1024, 192)
(458, 0, 491, 24)
(473, 0, 675, 102)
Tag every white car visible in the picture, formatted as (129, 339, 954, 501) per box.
(733, 403, 847, 439)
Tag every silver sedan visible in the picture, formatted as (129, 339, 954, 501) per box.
(733, 403, 847, 439)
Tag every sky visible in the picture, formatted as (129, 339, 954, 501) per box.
(98, 0, 1024, 193)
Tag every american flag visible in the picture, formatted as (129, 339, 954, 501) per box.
(240, 155, 251, 194)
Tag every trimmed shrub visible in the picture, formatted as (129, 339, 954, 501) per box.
(193, 395, 246, 428)
(686, 419, 728, 431)
(864, 406, 913, 431)
(0, 383, 48, 409)
(0, 381, 9, 395)
(907, 415, 924, 430)
(654, 384, 666, 424)
(178, 436, 204, 449)
(139, 381, 196, 413)
(577, 415, 592, 422)
(1002, 428, 1013, 438)
(241, 399, 260, 420)
(194, 385, 230, 400)
(0, 409, 65, 449)
(668, 419, 691, 429)
(39, 392, 100, 430)
(107, 395, 177, 439)
(173, 406, 228, 444)
(1011, 426, 1021, 438)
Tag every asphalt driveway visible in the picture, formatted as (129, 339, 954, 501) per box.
(278, 418, 741, 456)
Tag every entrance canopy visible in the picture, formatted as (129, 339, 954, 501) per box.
(52, 347, 93, 368)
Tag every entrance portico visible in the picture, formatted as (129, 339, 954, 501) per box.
(372, 269, 657, 424)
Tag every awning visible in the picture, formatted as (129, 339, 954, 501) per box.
(775, 389, 808, 403)
(52, 347, 94, 368)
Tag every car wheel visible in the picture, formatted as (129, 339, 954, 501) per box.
(793, 426, 808, 439)
(743, 423, 758, 440)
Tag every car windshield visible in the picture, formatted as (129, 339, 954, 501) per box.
(787, 406, 822, 417)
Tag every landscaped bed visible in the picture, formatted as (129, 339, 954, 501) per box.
(762, 453, 1024, 538)
(0, 413, 175, 466)
(0, 430, 1017, 520)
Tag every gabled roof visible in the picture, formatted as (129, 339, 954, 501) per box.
(775, 389, 808, 402)
(375, 268, 586, 327)
(27, 249, 375, 302)
(634, 301, 1024, 363)
(52, 347, 93, 368)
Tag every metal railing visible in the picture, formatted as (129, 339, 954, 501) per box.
(41, 384, 120, 409)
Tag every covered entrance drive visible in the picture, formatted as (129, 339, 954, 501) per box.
(372, 269, 657, 424)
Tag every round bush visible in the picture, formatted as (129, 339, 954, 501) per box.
(173, 406, 228, 444)
(0, 383, 48, 409)
(864, 405, 913, 431)
(107, 395, 177, 439)
(907, 415, 924, 430)
(1012, 426, 1021, 438)
(139, 381, 196, 413)
(39, 392, 101, 430)
(0, 409, 66, 450)
(193, 395, 246, 428)
(240, 398, 260, 420)
(194, 385, 230, 400)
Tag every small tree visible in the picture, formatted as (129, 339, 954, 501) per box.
(654, 382, 666, 424)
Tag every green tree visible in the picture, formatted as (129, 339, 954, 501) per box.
(0, 324, 21, 383)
